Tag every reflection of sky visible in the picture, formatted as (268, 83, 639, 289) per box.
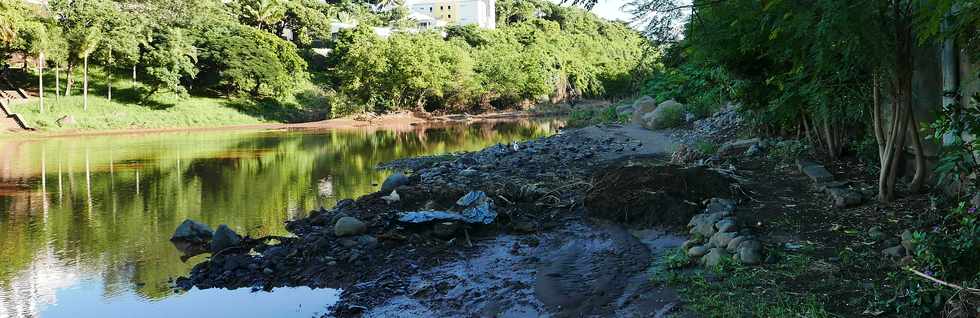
(42, 282, 339, 318)
(0, 247, 80, 318)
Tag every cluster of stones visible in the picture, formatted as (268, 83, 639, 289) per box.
(616, 95, 688, 130)
(796, 159, 862, 208)
(682, 198, 765, 267)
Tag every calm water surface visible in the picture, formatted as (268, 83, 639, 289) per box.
(0, 119, 562, 317)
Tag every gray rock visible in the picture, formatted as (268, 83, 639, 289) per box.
(744, 144, 762, 156)
(815, 181, 850, 192)
(355, 235, 378, 249)
(432, 221, 460, 238)
(715, 218, 737, 233)
(828, 188, 862, 208)
(681, 239, 702, 251)
(334, 217, 367, 237)
(630, 96, 658, 125)
(460, 168, 479, 176)
(719, 138, 760, 156)
(210, 224, 241, 253)
(380, 172, 409, 193)
(709, 231, 737, 248)
(263, 268, 274, 275)
(737, 240, 764, 265)
(882, 245, 906, 258)
(705, 198, 736, 215)
(901, 230, 915, 253)
(641, 100, 685, 130)
(797, 160, 834, 183)
(687, 245, 709, 258)
(691, 221, 717, 238)
(726, 236, 751, 253)
(701, 248, 730, 267)
(171, 219, 214, 243)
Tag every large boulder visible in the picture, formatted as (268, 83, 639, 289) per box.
(171, 219, 214, 243)
(630, 96, 658, 125)
(210, 224, 241, 253)
(380, 172, 409, 194)
(334, 217, 367, 237)
(641, 100, 685, 130)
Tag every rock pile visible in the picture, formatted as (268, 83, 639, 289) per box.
(797, 159, 863, 208)
(682, 198, 765, 266)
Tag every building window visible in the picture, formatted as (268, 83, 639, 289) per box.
(440, 6, 443, 9)
(448, 14, 452, 19)
(448, 5, 451, 9)
(429, 7, 432, 11)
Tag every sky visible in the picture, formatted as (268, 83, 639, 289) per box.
(550, 0, 634, 22)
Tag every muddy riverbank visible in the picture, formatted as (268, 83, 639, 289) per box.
(173, 122, 738, 317)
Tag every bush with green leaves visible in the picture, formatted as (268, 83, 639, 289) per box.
(876, 202, 980, 317)
(566, 105, 627, 127)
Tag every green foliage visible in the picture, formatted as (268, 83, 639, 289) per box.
(566, 105, 627, 128)
(929, 93, 980, 196)
(325, 0, 652, 117)
(641, 63, 737, 119)
(768, 139, 810, 163)
(693, 140, 718, 156)
(877, 202, 980, 317)
(142, 28, 198, 99)
(196, 22, 308, 99)
(652, 103, 685, 129)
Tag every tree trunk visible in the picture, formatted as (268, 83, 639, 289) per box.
(908, 111, 927, 193)
(64, 63, 74, 97)
(38, 52, 44, 113)
(83, 55, 89, 111)
(107, 50, 112, 103)
(872, 73, 885, 158)
(132, 65, 136, 87)
(878, 6, 915, 203)
(55, 67, 60, 99)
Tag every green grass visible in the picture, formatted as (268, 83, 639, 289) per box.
(650, 251, 838, 317)
(4, 66, 325, 133)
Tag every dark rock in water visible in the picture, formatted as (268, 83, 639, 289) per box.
(171, 219, 214, 243)
(334, 217, 367, 237)
(380, 173, 409, 194)
(211, 225, 241, 253)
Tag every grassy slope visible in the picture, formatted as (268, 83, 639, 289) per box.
(4, 66, 322, 133)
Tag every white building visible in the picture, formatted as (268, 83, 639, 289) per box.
(406, 0, 496, 30)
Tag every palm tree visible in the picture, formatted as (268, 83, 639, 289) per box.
(245, 0, 287, 31)
(78, 27, 101, 111)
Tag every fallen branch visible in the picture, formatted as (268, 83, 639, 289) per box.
(908, 268, 980, 294)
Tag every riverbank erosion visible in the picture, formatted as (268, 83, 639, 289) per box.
(172, 122, 745, 316)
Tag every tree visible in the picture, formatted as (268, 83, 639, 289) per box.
(141, 28, 198, 100)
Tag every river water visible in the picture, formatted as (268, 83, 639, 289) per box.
(0, 119, 563, 318)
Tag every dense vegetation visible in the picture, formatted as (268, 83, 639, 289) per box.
(606, 0, 980, 316)
(0, 0, 651, 125)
